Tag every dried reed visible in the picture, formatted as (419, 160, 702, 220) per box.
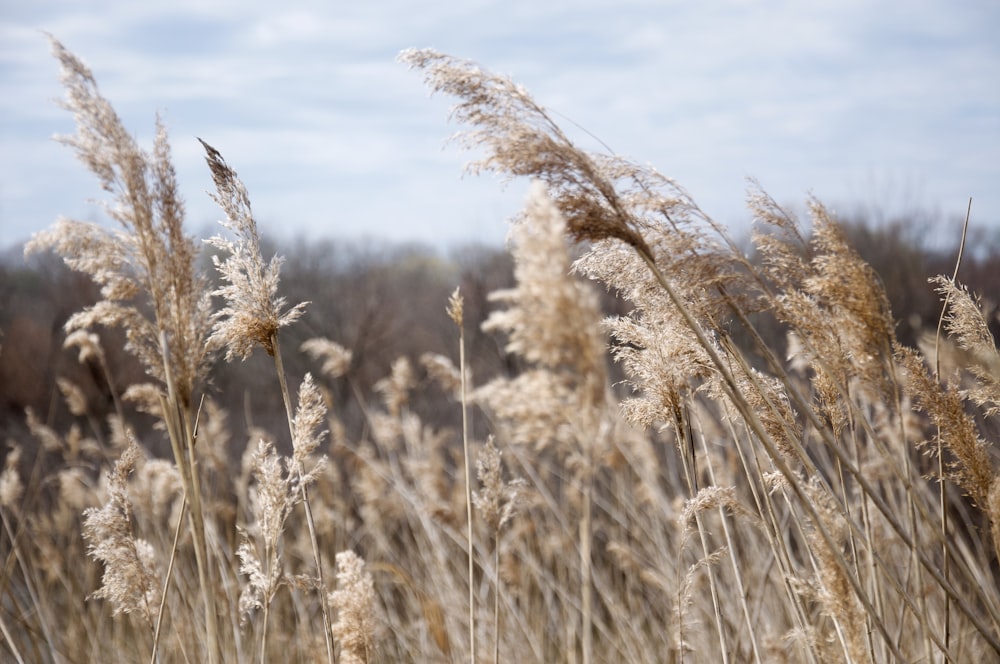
(8, 38, 1000, 664)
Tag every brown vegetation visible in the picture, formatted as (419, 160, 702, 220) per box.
(1, 38, 999, 663)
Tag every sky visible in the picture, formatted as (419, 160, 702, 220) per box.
(1, 0, 998, 252)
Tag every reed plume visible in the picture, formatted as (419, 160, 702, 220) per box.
(201, 139, 307, 360)
(329, 550, 378, 664)
(26, 38, 214, 409)
(28, 37, 220, 663)
(82, 439, 161, 631)
(200, 138, 334, 662)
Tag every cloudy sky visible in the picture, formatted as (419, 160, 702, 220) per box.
(1, 0, 998, 251)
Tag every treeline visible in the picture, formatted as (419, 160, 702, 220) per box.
(2, 216, 998, 463)
(1, 237, 513, 462)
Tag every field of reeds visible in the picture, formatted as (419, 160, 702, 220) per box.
(2, 38, 1000, 663)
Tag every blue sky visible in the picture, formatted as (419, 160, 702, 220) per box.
(1, 0, 998, 251)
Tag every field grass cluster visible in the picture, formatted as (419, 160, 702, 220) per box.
(2, 39, 1000, 663)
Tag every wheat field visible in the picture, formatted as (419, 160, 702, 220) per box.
(2, 38, 999, 664)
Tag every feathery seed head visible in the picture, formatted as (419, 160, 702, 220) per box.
(420, 352, 463, 397)
(484, 182, 606, 374)
(476, 184, 610, 452)
(0, 444, 23, 509)
(201, 139, 307, 360)
(301, 337, 353, 379)
(898, 346, 994, 506)
(400, 48, 650, 255)
(932, 275, 1000, 416)
(237, 439, 301, 623)
(329, 550, 378, 664)
(374, 356, 415, 417)
(292, 373, 328, 467)
(63, 330, 105, 365)
(56, 378, 89, 417)
(447, 287, 464, 327)
(29, 38, 214, 408)
(81, 438, 162, 626)
(473, 438, 527, 533)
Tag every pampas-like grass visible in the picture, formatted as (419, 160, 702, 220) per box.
(301, 338, 354, 380)
(27, 36, 221, 663)
(82, 439, 161, 630)
(932, 275, 1000, 415)
(200, 138, 335, 663)
(473, 438, 525, 664)
(0, 446, 22, 509)
(201, 139, 307, 361)
(329, 550, 378, 664)
(405, 47, 1000, 662)
(9, 38, 1000, 664)
(27, 38, 214, 411)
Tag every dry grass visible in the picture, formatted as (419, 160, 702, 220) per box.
(2, 39, 999, 663)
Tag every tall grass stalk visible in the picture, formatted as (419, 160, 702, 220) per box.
(200, 139, 332, 662)
(403, 47, 1000, 660)
(150, 395, 204, 664)
(27, 36, 220, 662)
(933, 197, 972, 653)
(695, 427, 762, 662)
(1, 499, 59, 662)
(447, 288, 477, 664)
(472, 438, 524, 664)
(151, 496, 186, 664)
(674, 406, 729, 663)
(579, 449, 594, 664)
(270, 336, 335, 664)
(0, 611, 25, 664)
(159, 333, 219, 664)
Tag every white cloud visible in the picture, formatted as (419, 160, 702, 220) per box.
(2, 0, 998, 250)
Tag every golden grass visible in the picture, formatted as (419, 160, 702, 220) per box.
(1, 38, 999, 663)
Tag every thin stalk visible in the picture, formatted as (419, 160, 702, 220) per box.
(0, 509, 50, 663)
(843, 408, 884, 663)
(159, 332, 218, 664)
(580, 463, 593, 664)
(695, 425, 762, 663)
(493, 536, 500, 664)
(260, 576, 271, 664)
(717, 409, 821, 664)
(151, 395, 204, 664)
(94, 345, 126, 427)
(933, 197, 972, 658)
(0, 607, 25, 664)
(633, 250, 918, 660)
(887, 357, 936, 663)
(270, 332, 335, 664)
(458, 313, 477, 664)
(446, 289, 476, 664)
(676, 406, 729, 664)
(723, 330, 978, 660)
(723, 292, 1000, 649)
(150, 496, 187, 664)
